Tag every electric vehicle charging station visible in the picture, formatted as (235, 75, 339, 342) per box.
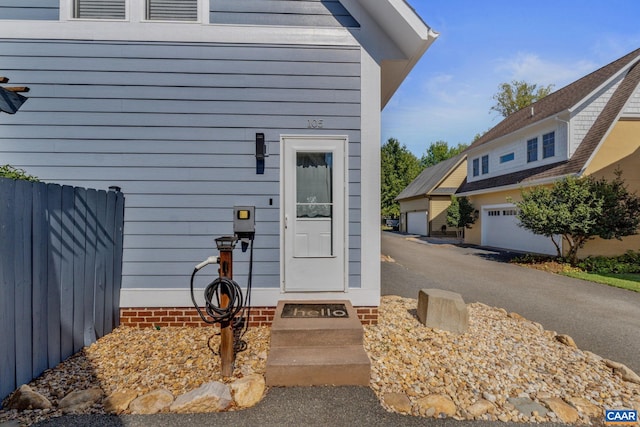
(190, 206, 256, 376)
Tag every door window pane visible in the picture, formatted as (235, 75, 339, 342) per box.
(296, 152, 333, 218)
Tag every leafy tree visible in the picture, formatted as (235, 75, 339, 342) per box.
(513, 172, 640, 264)
(446, 195, 476, 238)
(490, 80, 554, 117)
(0, 164, 39, 182)
(381, 138, 421, 219)
(590, 171, 640, 240)
(420, 141, 468, 168)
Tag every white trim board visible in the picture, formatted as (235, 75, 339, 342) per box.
(121, 287, 380, 308)
(0, 20, 358, 47)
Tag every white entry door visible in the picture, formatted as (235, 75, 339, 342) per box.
(282, 136, 347, 292)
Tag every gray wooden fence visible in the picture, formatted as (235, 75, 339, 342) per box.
(0, 178, 124, 403)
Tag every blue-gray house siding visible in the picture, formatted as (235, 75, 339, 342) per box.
(210, 0, 359, 27)
(0, 0, 58, 20)
(0, 38, 363, 291)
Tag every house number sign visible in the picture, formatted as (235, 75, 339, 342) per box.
(307, 119, 324, 129)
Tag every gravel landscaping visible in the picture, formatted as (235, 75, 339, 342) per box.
(1, 295, 639, 425)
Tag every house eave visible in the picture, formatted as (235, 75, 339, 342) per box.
(346, 0, 438, 107)
(457, 173, 579, 197)
(395, 193, 429, 202)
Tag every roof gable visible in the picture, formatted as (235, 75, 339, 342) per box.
(396, 153, 466, 201)
(459, 48, 640, 194)
(470, 48, 640, 150)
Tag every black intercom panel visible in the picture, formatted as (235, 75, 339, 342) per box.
(256, 133, 265, 174)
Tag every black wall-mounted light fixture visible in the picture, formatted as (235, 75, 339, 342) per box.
(0, 76, 29, 114)
(256, 133, 266, 174)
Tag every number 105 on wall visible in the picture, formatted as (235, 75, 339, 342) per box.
(307, 119, 324, 128)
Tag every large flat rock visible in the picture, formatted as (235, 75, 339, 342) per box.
(417, 289, 468, 333)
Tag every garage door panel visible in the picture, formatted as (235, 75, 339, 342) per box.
(407, 211, 428, 236)
(483, 208, 558, 255)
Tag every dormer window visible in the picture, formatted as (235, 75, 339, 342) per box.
(527, 137, 538, 163)
(74, 0, 125, 19)
(499, 152, 514, 163)
(146, 0, 197, 21)
(481, 155, 489, 175)
(472, 158, 479, 177)
(543, 131, 555, 158)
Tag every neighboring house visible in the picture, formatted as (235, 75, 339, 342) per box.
(395, 153, 466, 236)
(458, 48, 640, 257)
(0, 0, 437, 323)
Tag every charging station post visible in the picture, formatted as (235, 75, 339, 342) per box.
(189, 206, 256, 378)
(215, 235, 237, 377)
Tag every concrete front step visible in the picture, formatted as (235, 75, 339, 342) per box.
(266, 300, 371, 386)
(270, 300, 364, 348)
(266, 345, 371, 386)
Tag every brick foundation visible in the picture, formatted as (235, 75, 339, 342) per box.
(120, 306, 378, 328)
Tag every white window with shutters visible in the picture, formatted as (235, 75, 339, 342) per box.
(74, 0, 126, 20)
(146, 0, 198, 22)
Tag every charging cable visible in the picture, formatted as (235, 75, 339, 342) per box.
(190, 257, 244, 325)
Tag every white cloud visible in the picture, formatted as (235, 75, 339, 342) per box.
(494, 52, 597, 89)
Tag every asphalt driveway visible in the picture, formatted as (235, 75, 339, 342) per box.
(381, 231, 640, 375)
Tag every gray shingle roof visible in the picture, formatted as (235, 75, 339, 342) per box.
(395, 153, 466, 201)
(458, 48, 640, 194)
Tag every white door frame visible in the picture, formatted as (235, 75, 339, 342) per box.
(280, 135, 348, 292)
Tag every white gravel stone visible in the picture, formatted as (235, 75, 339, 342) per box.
(364, 296, 640, 423)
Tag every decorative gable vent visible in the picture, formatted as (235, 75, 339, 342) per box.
(74, 0, 125, 19)
(147, 0, 197, 21)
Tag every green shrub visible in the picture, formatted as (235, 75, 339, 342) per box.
(0, 164, 39, 182)
(577, 251, 640, 274)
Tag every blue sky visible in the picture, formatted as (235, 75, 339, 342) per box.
(382, 0, 640, 157)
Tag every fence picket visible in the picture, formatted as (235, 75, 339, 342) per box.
(60, 185, 75, 361)
(104, 191, 116, 331)
(113, 191, 125, 327)
(32, 182, 49, 377)
(0, 179, 17, 401)
(83, 189, 97, 347)
(14, 180, 33, 388)
(94, 191, 107, 338)
(46, 183, 62, 369)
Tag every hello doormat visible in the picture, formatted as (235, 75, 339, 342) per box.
(281, 303, 349, 318)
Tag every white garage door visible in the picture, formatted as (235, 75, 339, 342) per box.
(407, 211, 428, 236)
(482, 207, 558, 255)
